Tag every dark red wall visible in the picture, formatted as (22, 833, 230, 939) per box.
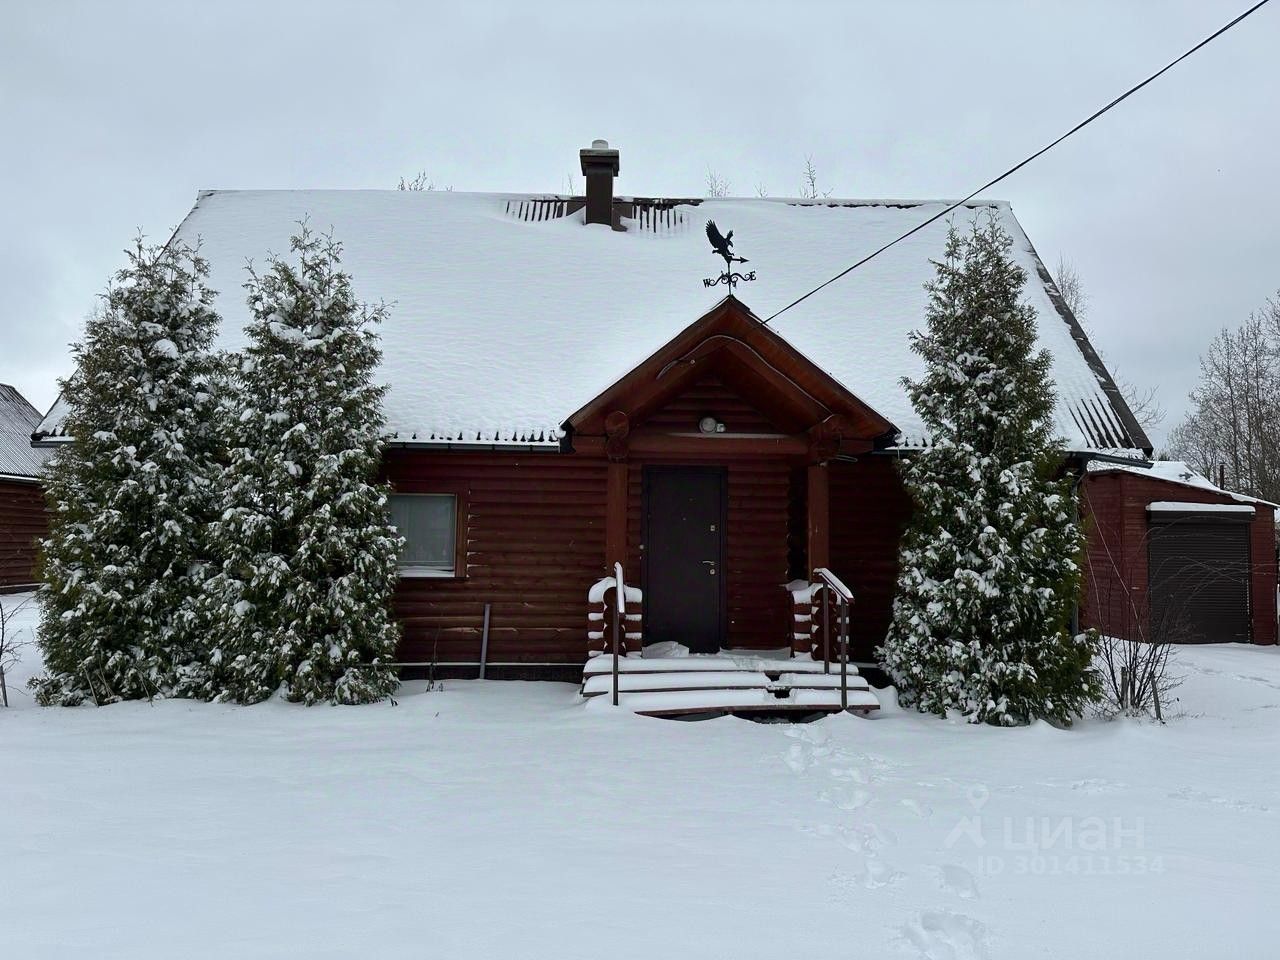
(384, 450, 607, 667)
(1081, 471, 1277, 646)
(830, 456, 914, 661)
(0, 478, 46, 589)
(384, 450, 1279, 672)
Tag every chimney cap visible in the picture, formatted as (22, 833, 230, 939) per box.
(580, 139, 619, 176)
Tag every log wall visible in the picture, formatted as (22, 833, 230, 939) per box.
(0, 478, 46, 589)
(829, 456, 914, 662)
(385, 450, 607, 667)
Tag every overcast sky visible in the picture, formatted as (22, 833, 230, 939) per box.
(2, 0, 1276, 447)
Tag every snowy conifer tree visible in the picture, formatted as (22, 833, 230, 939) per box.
(879, 216, 1100, 726)
(193, 227, 401, 705)
(33, 240, 223, 705)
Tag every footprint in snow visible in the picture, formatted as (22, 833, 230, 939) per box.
(864, 857, 904, 888)
(825, 857, 903, 894)
(1235, 673, 1280, 691)
(901, 910, 990, 960)
(1169, 786, 1271, 813)
(820, 786, 872, 811)
(931, 863, 980, 900)
(825, 866, 863, 903)
(840, 821, 896, 852)
(829, 765, 871, 785)
(1070, 778, 1123, 794)
(901, 798, 933, 818)
(784, 742, 811, 773)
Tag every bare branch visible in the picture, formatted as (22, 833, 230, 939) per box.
(705, 168, 730, 199)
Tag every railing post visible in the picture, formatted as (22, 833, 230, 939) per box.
(612, 588, 620, 707)
(821, 581, 830, 674)
(839, 599, 848, 711)
(612, 561, 625, 708)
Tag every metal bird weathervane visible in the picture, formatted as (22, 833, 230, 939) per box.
(703, 220, 757, 290)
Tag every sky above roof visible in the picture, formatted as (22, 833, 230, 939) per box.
(2, 0, 1276, 450)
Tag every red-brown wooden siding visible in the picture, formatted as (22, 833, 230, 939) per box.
(384, 450, 607, 666)
(830, 456, 914, 661)
(641, 375, 778, 434)
(0, 478, 46, 588)
(1081, 472, 1277, 646)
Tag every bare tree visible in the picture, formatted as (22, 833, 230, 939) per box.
(1167, 294, 1280, 502)
(397, 172, 452, 192)
(1119, 380, 1166, 435)
(1054, 256, 1165, 435)
(398, 171, 434, 191)
(1055, 254, 1089, 320)
(754, 181, 769, 198)
(800, 155, 832, 200)
(1079, 490, 1183, 720)
(705, 168, 730, 198)
(0, 590, 34, 708)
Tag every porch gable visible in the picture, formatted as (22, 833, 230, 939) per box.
(562, 295, 899, 456)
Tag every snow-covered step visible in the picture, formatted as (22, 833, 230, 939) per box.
(773, 672, 870, 690)
(581, 670, 870, 698)
(582, 654, 849, 677)
(583, 686, 880, 717)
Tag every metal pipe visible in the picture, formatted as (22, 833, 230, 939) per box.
(478, 603, 491, 680)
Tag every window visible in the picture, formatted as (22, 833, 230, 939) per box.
(389, 493, 459, 577)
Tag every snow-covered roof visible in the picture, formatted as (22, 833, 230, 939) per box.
(0, 384, 52, 479)
(34, 190, 1147, 452)
(1147, 501, 1256, 515)
(1090, 458, 1278, 508)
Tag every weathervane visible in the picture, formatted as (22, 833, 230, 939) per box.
(702, 220, 757, 289)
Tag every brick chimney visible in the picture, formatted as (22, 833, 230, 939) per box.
(579, 139, 619, 227)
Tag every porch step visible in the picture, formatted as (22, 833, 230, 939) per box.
(584, 686, 880, 718)
(581, 653, 879, 719)
(582, 654, 842, 677)
(581, 670, 870, 697)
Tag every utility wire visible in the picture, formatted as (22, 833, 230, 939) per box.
(764, 0, 1272, 324)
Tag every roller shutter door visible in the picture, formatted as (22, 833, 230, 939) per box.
(1148, 512, 1251, 644)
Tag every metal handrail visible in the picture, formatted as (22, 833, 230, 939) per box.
(812, 567, 853, 603)
(812, 567, 854, 710)
(612, 561, 625, 707)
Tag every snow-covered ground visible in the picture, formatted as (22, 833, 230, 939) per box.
(4, 591, 1279, 959)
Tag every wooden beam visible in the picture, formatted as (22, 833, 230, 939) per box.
(606, 461, 628, 571)
(807, 463, 830, 574)
(627, 433, 809, 457)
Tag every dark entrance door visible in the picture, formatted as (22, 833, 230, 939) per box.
(1148, 514, 1251, 644)
(643, 466, 727, 653)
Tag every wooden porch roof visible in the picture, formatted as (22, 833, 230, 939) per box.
(563, 296, 898, 451)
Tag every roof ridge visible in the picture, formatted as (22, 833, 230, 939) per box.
(194, 187, 1010, 207)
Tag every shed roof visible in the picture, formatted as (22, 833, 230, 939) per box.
(34, 190, 1148, 453)
(1, 384, 52, 479)
(1089, 458, 1278, 509)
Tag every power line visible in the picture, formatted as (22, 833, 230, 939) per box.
(764, 0, 1273, 324)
